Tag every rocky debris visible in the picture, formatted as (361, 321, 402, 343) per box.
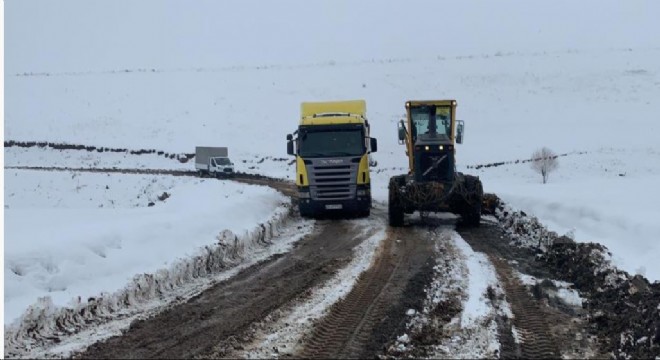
(4, 140, 194, 163)
(490, 194, 660, 359)
(466, 151, 587, 170)
(541, 242, 660, 359)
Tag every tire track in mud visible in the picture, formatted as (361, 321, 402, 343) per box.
(75, 220, 375, 359)
(297, 224, 434, 359)
(458, 226, 560, 359)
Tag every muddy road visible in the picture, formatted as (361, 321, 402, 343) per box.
(74, 212, 592, 359)
(75, 204, 441, 359)
(8, 138, 660, 358)
(77, 219, 377, 359)
(8, 164, 605, 359)
(295, 225, 435, 359)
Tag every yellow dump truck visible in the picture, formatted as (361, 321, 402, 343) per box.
(286, 100, 378, 218)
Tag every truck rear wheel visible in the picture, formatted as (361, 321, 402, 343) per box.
(388, 178, 404, 227)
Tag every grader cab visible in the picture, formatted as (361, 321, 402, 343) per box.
(388, 100, 483, 227)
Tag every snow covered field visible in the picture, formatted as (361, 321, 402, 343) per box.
(4, 0, 660, 354)
(4, 169, 291, 325)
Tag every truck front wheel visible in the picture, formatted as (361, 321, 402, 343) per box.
(357, 206, 371, 218)
(299, 203, 314, 219)
(388, 178, 404, 227)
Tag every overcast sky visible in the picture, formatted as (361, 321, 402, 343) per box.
(6, 0, 659, 73)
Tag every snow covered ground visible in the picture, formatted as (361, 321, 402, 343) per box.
(4, 169, 291, 326)
(4, 0, 660, 355)
(387, 227, 508, 359)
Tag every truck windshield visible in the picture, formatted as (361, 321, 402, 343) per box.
(410, 105, 452, 139)
(298, 129, 365, 157)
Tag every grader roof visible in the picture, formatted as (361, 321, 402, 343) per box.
(405, 99, 456, 107)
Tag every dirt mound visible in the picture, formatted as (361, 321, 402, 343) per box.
(466, 151, 587, 170)
(4, 139, 194, 163)
(542, 242, 660, 359)
(490, 194, 660, 359)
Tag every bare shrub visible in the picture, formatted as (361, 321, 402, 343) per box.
(531, 147, 558, 184)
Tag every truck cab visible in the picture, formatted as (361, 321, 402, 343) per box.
(287, 100, 377, 218)
(208, 156, 234, 177)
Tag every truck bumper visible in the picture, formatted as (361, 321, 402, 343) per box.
(298, 186, 371, 217)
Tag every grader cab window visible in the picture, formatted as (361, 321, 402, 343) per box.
(410, 105, 452, 140)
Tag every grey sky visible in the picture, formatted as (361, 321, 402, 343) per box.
(5, 0, 659, 73)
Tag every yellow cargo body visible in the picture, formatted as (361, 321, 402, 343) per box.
(301, 100, 366, 119)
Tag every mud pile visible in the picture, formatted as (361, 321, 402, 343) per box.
(489, 194, 660, 358)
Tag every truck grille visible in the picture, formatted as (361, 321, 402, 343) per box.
(309, 163, 355, 200)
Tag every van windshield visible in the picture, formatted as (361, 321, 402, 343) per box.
(213, 157, 230, 165)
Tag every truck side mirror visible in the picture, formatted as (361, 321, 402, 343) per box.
(398, 120, 406, 144)
(369, 155, 378, 167)
(287, 140, 294, 156)
(370, 138, 378, 153)
(456, 120, 464, 144)
(286, 134, 293, 141)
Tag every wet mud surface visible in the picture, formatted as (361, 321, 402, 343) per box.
(76, 221, 372, 359)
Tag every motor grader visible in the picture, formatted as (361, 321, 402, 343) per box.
(388, 100, 483, 227)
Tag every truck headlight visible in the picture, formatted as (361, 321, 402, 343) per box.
(357, 189, 369, 196)
(299, 192, 310, 199)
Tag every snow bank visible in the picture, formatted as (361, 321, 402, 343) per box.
(4, 206, 301, 358)
(4, 169, 302, 355)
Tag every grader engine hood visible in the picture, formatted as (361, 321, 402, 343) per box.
(414, 149, 455, 183)
(411, 134, 454, 183)
(413, 139, 455, 183)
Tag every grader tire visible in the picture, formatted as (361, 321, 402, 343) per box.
(388, 179, 404, 227)
(460, 176, 483, 227)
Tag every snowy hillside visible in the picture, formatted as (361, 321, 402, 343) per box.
(4, 0, 660, 341)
